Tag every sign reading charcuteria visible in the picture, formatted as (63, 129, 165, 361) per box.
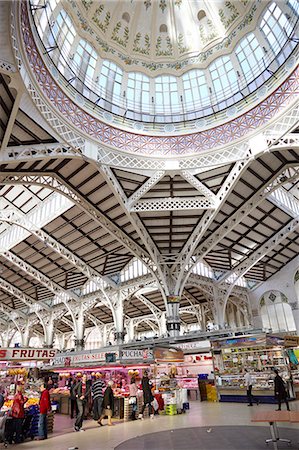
(0, 348, 57, 361)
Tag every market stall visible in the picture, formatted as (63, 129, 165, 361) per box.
(284, 335, 299, 399)
(211, 334, 294, 404)
(0, 348, 57, 438)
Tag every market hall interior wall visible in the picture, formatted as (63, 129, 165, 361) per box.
(249, 257, 299, 333)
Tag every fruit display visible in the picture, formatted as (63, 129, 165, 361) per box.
(50, 387, 70, 396)
(7, 368, 28, 376)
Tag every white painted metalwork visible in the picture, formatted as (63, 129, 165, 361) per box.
(175, 157, 252, 293)
(131, 196, 214, 212)
(268, 187, 299, 218)
(220, 216, 299, 285)
(0, 172, 154, 268)
(183, 164, 299, 284)
(181, 170, 218, 204)
(127, 170, 165, 209)
(120, 258, 151, 283)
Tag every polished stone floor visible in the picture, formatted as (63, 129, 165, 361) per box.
(11, 401, 299, 450)
(115, 425, 299, 450)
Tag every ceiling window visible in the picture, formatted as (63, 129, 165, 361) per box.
(209, 56, 237, 101)
(155, 76, 180, 114)
(260, 2, 292, 54)
(49, 10, 76, 72)
(74, 39, 97, 90)
(127, 72, 150, 113)
(182, 70, 209, 111)
(98, 61, 123, 106)
(236, 33, 264, 84)
(288, 0, 299, 16)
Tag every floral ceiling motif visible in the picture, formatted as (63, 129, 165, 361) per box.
(63, 0, 261, 73)
(20, 0, 299, 157)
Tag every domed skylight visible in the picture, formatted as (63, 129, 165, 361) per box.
(30, 0, 299, 125)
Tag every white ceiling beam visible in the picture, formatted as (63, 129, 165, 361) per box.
(174, 158, 252, 292)
(0, 143, 77, 162)
(99, 165, 167, 291)
(0, 206, 117, 290)
(181, 170, 218, 205)
(182, 164, 299, 285)
(126, 170, 165, 209)
(267, 187, 299, 218)
(0, 89, 23, 152)
(0, 191, 73, 250)
(0, 172, 153, 269)
(219, 216, 299, 284)
(131, 196, 215, 212)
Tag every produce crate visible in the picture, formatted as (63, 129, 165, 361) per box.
(165, 404, 177, 415)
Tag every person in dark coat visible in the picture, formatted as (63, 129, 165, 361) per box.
(274, 369, 290, 411)
(139, 371, 154, 419)
(69, 378, 78, 419)
(99, 381, 114, 426)
(73, 374, 91, 431)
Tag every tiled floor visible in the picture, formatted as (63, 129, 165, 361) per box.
(10, 401, 299, 450)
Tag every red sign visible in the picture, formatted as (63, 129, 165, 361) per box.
(0, 348, 56, 361)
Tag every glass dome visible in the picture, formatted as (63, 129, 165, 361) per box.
(30, 0, 299, 126)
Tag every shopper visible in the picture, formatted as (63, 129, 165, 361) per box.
(70, 378, 78, 419)
(37, 382, 51, 440)
(73, 374, 91, 432)
(0, 385, 7, 409)
(274, 369, 290, 411)
(10, 384, 28, 444)
(99, 381, 114, 426)
(139, 371, 154, 419)
(92, 373, 105, 424)
(129, 377, 138, 420)
(244, 369, 259, 406)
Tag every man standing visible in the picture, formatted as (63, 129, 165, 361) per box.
(244, 369, 259, 406)
(91, 373, 105, 424)
(73, 374, 91, 432)
(38, 383, 51, 440)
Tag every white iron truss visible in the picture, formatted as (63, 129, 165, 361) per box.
(182, 164, 299, 286)
(0, 172, 154, 269)
(219, 216, 299, 285)
(174, 157, 252, 293)
(131, 196, 215, 212)
(126, 170, 165, 209)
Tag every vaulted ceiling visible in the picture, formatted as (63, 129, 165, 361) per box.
(0, 0, 298, 339)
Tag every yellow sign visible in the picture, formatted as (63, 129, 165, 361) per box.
(284, 336, 299, 347)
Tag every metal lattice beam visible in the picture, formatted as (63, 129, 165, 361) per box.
(126, 170, 165, 209)
(0, 172, 153, 269)
(173, 157, 252, 293)
(131, 196, 215, 212)
(182, 164, 299, 287)
(219, 216, 299, 284)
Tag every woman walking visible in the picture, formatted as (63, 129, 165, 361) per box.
(129, 377, 138, 420)
(274, 369, 290, 411)
(139, 371, 154, 420)
(99, 381, 114, 426)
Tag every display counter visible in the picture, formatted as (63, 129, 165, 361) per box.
(211, 334, 295, 404)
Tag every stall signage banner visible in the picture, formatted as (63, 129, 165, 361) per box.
(284, 336, 299, 347)
(154, 347, 184, 362)
(178, 340, 211, 351)
(121, 349, 154, 361)
(0, 348, 56, 361)
(212, 336, 264, 349)
(52, 351, 119, 366)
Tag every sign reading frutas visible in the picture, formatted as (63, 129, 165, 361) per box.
(0, 348, 57, 361)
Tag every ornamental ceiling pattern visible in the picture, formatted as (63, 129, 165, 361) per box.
(63, 0, 260, 72)
(21, 1, 299, 157)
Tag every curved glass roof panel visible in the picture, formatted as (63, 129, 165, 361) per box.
(30, 0, 299, 125)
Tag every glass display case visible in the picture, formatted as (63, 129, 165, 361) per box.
(211, 334, 294, 403)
